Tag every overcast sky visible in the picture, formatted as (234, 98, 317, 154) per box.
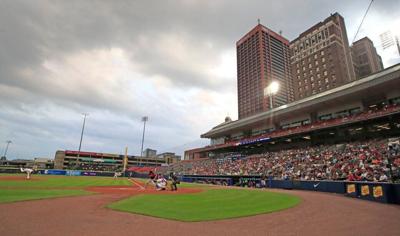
(0, 0, 399, 159)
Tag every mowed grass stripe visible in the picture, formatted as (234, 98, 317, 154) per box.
(108, 189, 300, 221)
(0, 175, 131, 188)
(0, 189, 91, 203)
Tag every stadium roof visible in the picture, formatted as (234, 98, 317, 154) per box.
(202, 63, 400, 139)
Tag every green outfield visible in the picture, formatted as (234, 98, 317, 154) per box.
(108, 188, 301, 221)
(0, 174, 131, 203)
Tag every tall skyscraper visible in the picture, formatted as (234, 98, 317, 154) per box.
(237, 23, 293, 119)
(290, 13, 355, 100)
(351, 37, 384, 78)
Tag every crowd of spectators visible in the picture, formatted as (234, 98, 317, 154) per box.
(70, 163, 121, 172)
(161, 138, 400, 182)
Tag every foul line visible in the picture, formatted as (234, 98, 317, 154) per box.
(129, 179, 145, 190)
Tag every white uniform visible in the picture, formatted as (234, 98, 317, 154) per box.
(156, 177, 167, 190)
(20, 168, 34, 179)
(113, 172, 122, 179)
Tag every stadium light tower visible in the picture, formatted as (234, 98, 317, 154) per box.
(140, 116, 148, 166)
(2, 140, 12, 159)
(76, 113, 89, 167)
(264, 81, 280, 109)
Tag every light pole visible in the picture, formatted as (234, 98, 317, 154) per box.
(140, 116, 148, 166)
(2, 140, 12, 159)
(76, 113, 89, 168)
(264, 81, 280, 109)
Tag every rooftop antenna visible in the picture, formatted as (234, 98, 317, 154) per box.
(279, 30, 283, 35)
(257, 18, 260, 25)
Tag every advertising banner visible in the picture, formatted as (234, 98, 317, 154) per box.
(81, 171, 97, 176)
(347, 184, 356, 194)
(361, 185, 370, 196)
(373, 186, 383, 198)
(66, 170, 81, 176)
(43, 169, 66, 175)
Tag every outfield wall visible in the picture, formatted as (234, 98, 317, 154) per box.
(0, 168, 115, 177)
(182, 175, 400, 205)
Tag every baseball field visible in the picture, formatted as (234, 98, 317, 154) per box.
(1, 174, 400, 236)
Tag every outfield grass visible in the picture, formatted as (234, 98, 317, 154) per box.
(0, 175, 131, 188)
(108, 188, 301, 222)
(0, 189, 91, 203)
(0, 174, 132, 203)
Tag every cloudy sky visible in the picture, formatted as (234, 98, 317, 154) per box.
(0, 0, 399, 159)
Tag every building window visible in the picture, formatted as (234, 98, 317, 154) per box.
(308, 63, 312, 68)
(322, 57, 325, 62)
(323, 71, 328, 76)
(310, 76, 314, 82)
(314, 54, 317, 59)
(325, 78, 329, 83)
(321, 50, 324, 56)
(315, 61, 319, 65)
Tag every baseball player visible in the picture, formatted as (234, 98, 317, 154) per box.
(155, 175, 167, 191)
(20, 167, 35, 180)
(113, 172, 122, 179)
(144, 170, 157, 188)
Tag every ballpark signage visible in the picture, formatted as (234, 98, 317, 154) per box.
(346, 184, 356, 194)
(237, 137, 270, 146)
(82, 171, 97, 176)
(44, 170, 67, 175)
(361, 185, 370, 196)
(373, 186, 383, 198)
(66, 170, 81, 176)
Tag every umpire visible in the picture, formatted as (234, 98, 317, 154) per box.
(169, 172, 179, 191)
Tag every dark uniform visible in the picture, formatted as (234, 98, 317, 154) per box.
(169, 173, 178, 191)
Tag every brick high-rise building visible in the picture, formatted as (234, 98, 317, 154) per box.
(290, 13, 355, 100)
(351, 37, 384, 79)
(237, 23, 293, 119)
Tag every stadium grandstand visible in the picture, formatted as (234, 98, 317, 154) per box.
(171, 63, 400, 183)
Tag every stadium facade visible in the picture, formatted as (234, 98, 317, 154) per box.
(54, 150, 180, 170)
(184, 64, 400, 160)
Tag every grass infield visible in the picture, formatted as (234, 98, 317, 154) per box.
(108, 188, 301, 222)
